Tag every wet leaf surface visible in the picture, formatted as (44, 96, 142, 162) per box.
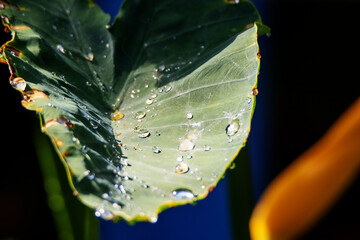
(0, 0, 267, 222)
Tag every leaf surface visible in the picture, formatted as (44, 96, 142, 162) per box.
(0, 0, 267, 222)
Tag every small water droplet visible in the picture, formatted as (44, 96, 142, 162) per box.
(95, 206, 114, 220)
(203, 145, 211, 151)
(186, 113, 193, 119)
(44, 116, 74, 129)
(158, 65, 165, 72)
(247, 97, 252, 104)
(135, 111, 146, 120)
(226, 119, 240, 137)
(111, 110, 124, 121)
(175, 162, 189, 174)
(150, 217, 158, 223)
(178, 139, 195, 151)
(164, 86, 172, 93)
(86, 81, 92, 86)
(177, 156, 183, 162)
(56, 44, 65, 53)
(152, 146, 162, 154)
(145, 98, 154, 105)
(251, 88, 259, 96)
(90, 120, 99, 129)
(87, 172, 95, 180)
(10, 77, 26, 91)
(172, 188, 194, 200)
(85, 52, 94, 61)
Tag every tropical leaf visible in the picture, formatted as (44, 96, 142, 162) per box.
(0, 0, 267, 223)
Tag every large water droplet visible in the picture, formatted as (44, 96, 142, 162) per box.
(175, 162, 189, 174)
(138, 129, 150, 138)
(172, 189, 194, 200)
(226, 119, 240, 137)
(10, 77, 26, 91)
(178, 139, 195, 151)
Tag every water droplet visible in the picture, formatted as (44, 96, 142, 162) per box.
(111, 110, 124, 121)
(150, 217, 158, 223)
(158, 65, 165, 72)
(172, 188, 194, 200)
(44, 116, 74, 129)
(251, 88, 259, 96)
(178, 139, 195, 151)
(164, 86, 172, 93)
(90, 120, 99, 129)
(87, 172, 95, 180)
(186, 113, 193, 119)
(56, 44, 65, 53)
(145, 98, 154, 105)
(10, 77, 26, 91)
(85, 52, 94, 61)
(226, 119, 240, 137)
(135, 111, 146, 120)
(86, 81, 92, 86)
(138, 129, 150, 138)
(226, 0, 240, 3)
(152, 146, 161, 154)
(175, 162, 189, 174)
(247, 97, 252, 104)
(95, 206, 114, 220)
(203, 145, 211, 151)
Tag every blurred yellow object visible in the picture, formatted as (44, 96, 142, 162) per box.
(249, 97, 360, 240)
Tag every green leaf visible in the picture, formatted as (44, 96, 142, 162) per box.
(0, 0, 267, 223)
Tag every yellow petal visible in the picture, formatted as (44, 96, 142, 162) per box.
(249, 97, 360, 240)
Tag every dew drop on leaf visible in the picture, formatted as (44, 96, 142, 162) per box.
(175, 162, 189, 174)
(135, 111, 146, 120)
(145, 98, 154, 105)
(247, 97, 252, 104)
(226, 119, 240, 136)
(152, 146, 161, 154)
(178, 139, 195, 151)
(10, 77, 26, 91)
(111, 110, 124, 121)
(186, 113, 193, 119)
(158, 65, 165, 72)
(251, 88, 259, 96)
(138, 129, 150, 138)
(95, 206, 114, 220)
(85, 52, 94, 61)
(172, 189, 194, 200)
(56, 44, 65, 53)
(203, 145, 211, 151)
